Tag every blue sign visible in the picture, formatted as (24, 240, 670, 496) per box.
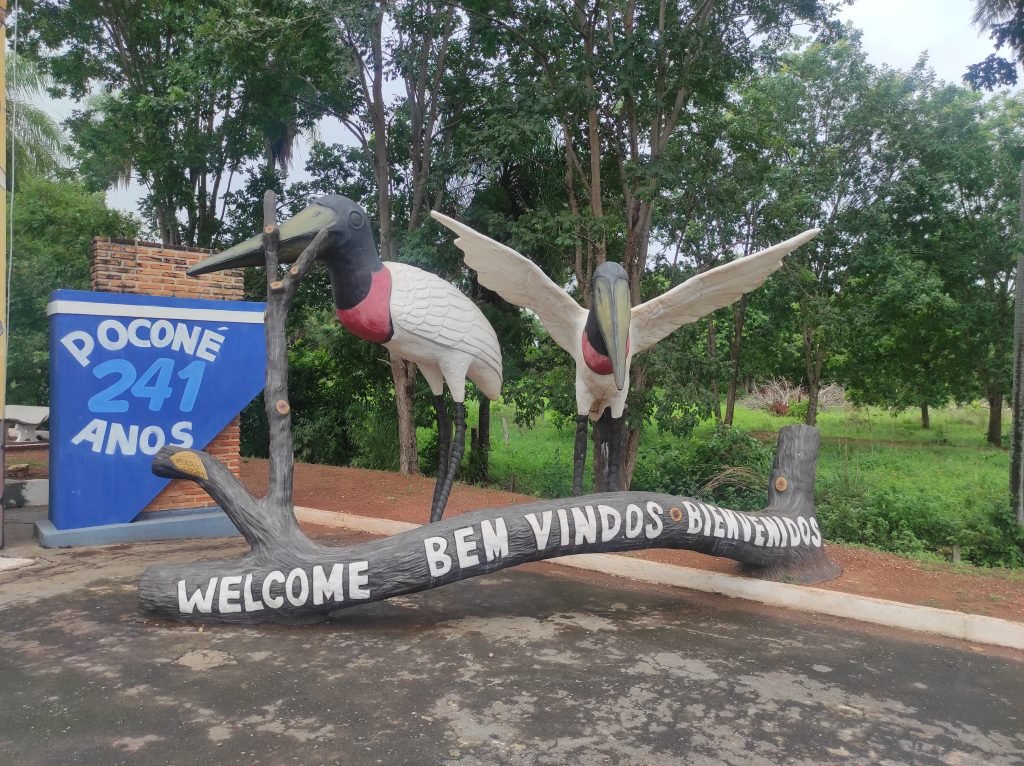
(48, 290, 266, 530)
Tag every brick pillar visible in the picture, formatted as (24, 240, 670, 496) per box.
(90, 238, 248, 513)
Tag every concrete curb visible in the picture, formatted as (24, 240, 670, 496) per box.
(0, 556, 36, 572)
(296, 506, 1024, 652)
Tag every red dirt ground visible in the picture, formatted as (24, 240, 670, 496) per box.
(239, 457, 1024, 625)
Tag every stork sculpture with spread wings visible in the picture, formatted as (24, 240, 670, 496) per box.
(190, 196, 503, 523)
(432, 211, 819, 494)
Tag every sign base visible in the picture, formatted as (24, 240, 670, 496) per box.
(35, 506, 241, 548)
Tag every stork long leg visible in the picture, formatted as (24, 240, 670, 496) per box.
(593, 410, 612, 491)
(430, 394, 451, 520)
(607, 415, 624, 492)
(431, 402, 466, 523)
(573, 415, 589, 495)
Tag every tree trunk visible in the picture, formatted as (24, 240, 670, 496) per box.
(920, 402, 930, 430)
(708, 320, 722, 423)
(392, 356, 419, 475)
(724, 295, 749, 426)
(622, 362, 648, 489)
(805, 380, 819, 427)
(475, 394, 491, 483)
(139, 426, 842, 623)
(988, 390, 1004, 447)
(802, 319, 824, 427)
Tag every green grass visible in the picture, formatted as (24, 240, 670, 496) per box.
(462, 399, 1020, 568)
(455, 400, 596, 497)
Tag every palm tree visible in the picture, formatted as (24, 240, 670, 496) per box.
(972, 0, 1017, 29)
(6, 52, 70, 185)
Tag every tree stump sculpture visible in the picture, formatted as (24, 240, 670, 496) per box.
(137, 193, 840, 625)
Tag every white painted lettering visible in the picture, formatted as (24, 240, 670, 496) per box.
(598, 505, 621, 542)
(683, 501, 702, 534)
(557, 508, 570, 546)
(72, 419, 108, 453)
(171, 323, 201, 355)
(170, 421, 194, 448)
(285, 568, 309, 606)
(196, 330, 225, 362)
(243, 573, 264, 611)
(783, 518, 801, 547)
(425, 537, 452, 576)
(127, 318, 152, 348)
(150, 320, 174, 348)
(312, 564, 344, 605)
(572, 506, 597, 545)
(645, 502, 664, 539)
(97, 319, 128, 351)
(481, 519, 509, 562)
(262, 571, 285, 608)
(61, 330, 95, 367)
(809, 518, 823, 547)
(454, 527, 480, 568)
(722, 508, 739, 539)
(625, 504, 644, 539)
(709, 506, 726, 538)
(797, 516, 812, 545)
(139, 425, 165, 455)
(103, 422, 137, 456)
(753, 518, 765, 546)
(218, 575, 243, 613)
(738, 512, 752, 542)
(525, 511, 553, 549)
(177, 578, 217, 614)
(348, 561, 370, 599)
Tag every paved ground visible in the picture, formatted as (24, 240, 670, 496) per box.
(1, 509, 1023, 766)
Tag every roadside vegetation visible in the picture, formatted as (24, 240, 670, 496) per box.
(6, 3, 1023, 570)
(447, 398, 1021, 569)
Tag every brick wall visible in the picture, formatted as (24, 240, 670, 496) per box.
(90, 238, 248, 514)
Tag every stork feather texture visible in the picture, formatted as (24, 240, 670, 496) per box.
(189, 195, 503, 522)
(432, 211, 819, 493)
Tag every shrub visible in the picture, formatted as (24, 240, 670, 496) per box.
(743, 378, 805, 415)
(345, 397, 400, 471)
(632, 427, 772, 511)
(788, 400, 809, 422)
(818, 490, 1024, 567)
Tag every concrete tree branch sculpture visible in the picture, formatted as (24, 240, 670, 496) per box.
(137, 192, 840, 625)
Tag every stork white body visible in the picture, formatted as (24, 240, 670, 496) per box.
(431, 211, 819, 418)
(382, 261, 503, 403)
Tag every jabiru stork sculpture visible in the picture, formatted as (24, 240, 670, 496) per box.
(431, 211, 818, 494)
(189, 195, 503, 523)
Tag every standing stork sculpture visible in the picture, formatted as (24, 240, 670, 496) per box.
(189, 195, 503, 522)
(432, 211, 818, 494)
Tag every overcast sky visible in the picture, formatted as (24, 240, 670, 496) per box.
(100, 0, 1006, 216)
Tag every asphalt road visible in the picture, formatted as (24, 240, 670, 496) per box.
(1, 518, 1022, 766)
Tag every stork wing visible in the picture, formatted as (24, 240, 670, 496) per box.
(630, 228, 819, 355)
(431, 212, 585, 353)
(386, 262, 503, 386)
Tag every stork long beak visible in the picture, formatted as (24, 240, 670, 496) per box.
(188, 204, 338, 276)
(593, 272, 631, 391)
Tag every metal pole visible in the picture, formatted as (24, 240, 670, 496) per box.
(1012, 161, 1024, 527)
(0, 0, 9, 548)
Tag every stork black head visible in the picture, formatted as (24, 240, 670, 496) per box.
(188, 195, 382, 310)
(587, 261, 631, 390)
